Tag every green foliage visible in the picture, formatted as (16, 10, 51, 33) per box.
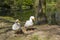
(0, 0, 34, 21)
(14, 10, 34, 21)
(46, 0, 56, 24)
(0, 0, 57, 24)
(23, 0, 34, 5)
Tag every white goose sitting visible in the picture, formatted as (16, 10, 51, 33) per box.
(24, 16, 35, 28)
(12, 19, 21, 33)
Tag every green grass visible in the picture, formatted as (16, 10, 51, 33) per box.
(30, 35, 38, 40)
(0, 16, 15, 22)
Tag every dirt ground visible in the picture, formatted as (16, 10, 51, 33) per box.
(0, 21, 60, 40)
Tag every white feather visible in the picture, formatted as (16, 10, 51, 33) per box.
(24, 16, 34, 27)
(12, 22, 20, 30)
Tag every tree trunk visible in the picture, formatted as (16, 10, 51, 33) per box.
(34, 0, 39, 23)
(34, 0, 46, 25)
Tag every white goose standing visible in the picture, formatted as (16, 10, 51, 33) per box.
(12, 19, 21, 33)
(24, 16, 35, 28)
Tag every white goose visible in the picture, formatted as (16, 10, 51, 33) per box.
(24, 16, 35, 28)
(12, 19, 21, 31)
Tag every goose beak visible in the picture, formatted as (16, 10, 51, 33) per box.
(32, 18, 35, 21)
(15, 19, 20, 23)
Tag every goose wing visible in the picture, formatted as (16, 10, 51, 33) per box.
(24, 20, 33, 27)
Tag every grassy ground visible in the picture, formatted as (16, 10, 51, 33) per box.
(0, 16, 60, 40)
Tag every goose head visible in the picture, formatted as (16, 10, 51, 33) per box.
(15, 19, 20, 23)
(30, 16, 35, 22)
